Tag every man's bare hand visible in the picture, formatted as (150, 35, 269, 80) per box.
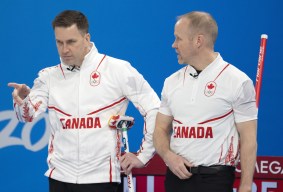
(164, 151, 194, 179)
(8, 82, 30, 105)
(120, 152, 144, 175)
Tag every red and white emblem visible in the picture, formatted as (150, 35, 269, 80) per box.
(204, 81, 217, 97)
(90, 71, 101, 86)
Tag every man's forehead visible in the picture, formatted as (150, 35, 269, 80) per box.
(176, 17, 189, 27)
(54, 24, 81, 34)
(55, 23, 78, 30)
(54, 26, 83, 40)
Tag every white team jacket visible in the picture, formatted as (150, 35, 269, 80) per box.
(13, 43, 160, 184)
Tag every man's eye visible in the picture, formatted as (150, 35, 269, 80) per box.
(68, 40, 76, 44)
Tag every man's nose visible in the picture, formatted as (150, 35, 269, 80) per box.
(172, 40, 177, 48)
(62, 44, 70, 53)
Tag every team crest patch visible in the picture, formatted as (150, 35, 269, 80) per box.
(204, 81, 217, 97)
(90, 71, 101, 86)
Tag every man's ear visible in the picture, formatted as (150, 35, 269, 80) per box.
(85, 33, 91, 42)
(196, 34, 204, 48)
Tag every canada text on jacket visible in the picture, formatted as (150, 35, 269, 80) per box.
(60, 117, 101, 129)
(173, 126, 213, 138)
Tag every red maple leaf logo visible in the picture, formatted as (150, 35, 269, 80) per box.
(207, 83, 215, 89)
(92, 73, 99, 79)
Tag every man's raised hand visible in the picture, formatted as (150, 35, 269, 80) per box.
(8, 83, 30, 105)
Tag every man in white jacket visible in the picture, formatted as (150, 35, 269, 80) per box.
(8, 10, 160, 192)
(153, 11, 257, 192)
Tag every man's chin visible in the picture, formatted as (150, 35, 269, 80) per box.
(177, 59, 185, 65)
(63, 60, 75, 66)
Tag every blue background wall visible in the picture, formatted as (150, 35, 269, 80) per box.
(0, 0, 282, 191)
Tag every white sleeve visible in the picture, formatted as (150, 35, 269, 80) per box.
(232, 79, 258, 123)
(158, 78, 172, 116)
(117, 62, 160, 165)
(13, 70, 49, 122)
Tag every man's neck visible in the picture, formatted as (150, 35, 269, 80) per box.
(192, 51, 218, 71)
